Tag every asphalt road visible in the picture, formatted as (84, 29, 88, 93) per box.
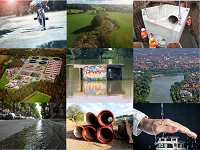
(0, 119, 38, 142)
(0, 119, 66, 149)
(0, 11, 66, 48)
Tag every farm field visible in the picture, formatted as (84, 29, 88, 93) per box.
(67, 10, 97, 47)
(24, 91, 51, 103)
(106, 12, 133, 48)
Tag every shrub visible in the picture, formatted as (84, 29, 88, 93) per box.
(91, 14, 104, 28)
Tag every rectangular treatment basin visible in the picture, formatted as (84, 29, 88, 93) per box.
(142, 4, 190, 45)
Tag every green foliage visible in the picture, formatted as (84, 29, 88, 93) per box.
(134, 73, 152, 103)
(0, 103, 41, 119)
(83, 8, 88, 13)
(97, 31, 110, 48)
(66, 104, 83, 118)
(91, 14, 104, 28)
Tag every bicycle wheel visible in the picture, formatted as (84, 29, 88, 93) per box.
(41, 10, 45, 29)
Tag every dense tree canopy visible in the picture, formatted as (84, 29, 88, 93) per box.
(91, 14, 104, 28)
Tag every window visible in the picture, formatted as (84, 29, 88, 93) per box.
(167, 144, 173, 148)
(166, 138, 171, 141)
(172, 138, 176, 141)
(161, 138, 164, 141)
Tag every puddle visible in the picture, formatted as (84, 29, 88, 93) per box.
(0, 29, 13, 37)
(36, 40, 67, 48)
(0, 120, 65, 149)
(20, 26, 64, 33)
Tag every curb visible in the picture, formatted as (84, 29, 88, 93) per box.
(44, 119, 66, 145)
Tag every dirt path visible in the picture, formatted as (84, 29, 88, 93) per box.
(66, 119, 132, 150)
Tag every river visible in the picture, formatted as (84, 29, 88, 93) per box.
(145, 74, 184, 103)
(66, 58, 133, 103)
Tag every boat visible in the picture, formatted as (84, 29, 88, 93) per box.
(156, 136, 188, 150)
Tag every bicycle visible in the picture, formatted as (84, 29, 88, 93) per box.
(33, 0, 49, 30)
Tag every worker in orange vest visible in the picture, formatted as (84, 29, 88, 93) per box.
(140, 28, 148, 45)
(186, 16, 191, 31)
(149, 33, 164, 48)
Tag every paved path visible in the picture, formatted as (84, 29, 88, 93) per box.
(0, 11, 66, 48)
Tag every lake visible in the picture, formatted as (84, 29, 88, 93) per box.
(145, 74, 184, 103)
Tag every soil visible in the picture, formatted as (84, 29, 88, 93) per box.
(66, 119, 133, 150)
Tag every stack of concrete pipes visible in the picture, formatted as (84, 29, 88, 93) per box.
(73, 110, 114, 144)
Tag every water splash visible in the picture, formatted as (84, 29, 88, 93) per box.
(154, 135, 157, 145)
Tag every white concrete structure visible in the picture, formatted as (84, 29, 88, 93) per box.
(142, 4, 190, 45)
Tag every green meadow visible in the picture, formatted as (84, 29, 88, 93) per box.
(67, 8, 133, 48)
(25, 91, 51, 103)
(106, 12, 133, 48)
(67, 10, 97, 47)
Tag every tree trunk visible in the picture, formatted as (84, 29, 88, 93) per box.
(42, 103, 46, 119)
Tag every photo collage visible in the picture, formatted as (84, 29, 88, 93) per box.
(0, 0, 199, 149)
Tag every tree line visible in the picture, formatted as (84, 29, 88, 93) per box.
(0, 103, 40, 119)
(0, 1, 66, 17)
(67, 48, 133, 60)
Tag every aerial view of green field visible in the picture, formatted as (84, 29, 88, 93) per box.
(23, 91, 51, 103)
(106, 12, 133, 48)
(67, 4, 133, 48)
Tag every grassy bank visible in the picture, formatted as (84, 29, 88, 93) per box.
(106, 12, 133, 48)
(67, 10, 97, 47)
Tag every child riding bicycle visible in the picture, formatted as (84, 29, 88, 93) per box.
(28, 0, 50, 13)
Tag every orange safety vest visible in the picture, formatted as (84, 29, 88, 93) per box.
(141, 30, 147, 39)
(149, 41, 162, 48)
(186, 18, 191, 26)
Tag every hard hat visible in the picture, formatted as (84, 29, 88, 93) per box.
(141, 28, 146, 32)
(188, 16, 191, 18)
(150, 37, 155, 42)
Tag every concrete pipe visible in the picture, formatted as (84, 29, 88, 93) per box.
(84, 112, 97, 125)
(97, 126, 114, 144)
(82, 126, 96, 141)
(98, 110, 114, 126)
(118, 124, 129, 141)
(73, 125, 90, 138)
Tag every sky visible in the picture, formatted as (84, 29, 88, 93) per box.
(67, 103, 133, 117)
(67, 0, 132, 4)
(36, 103, 42, 118)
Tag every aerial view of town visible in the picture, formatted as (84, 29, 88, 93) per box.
(133, 48, 199, 103)
(0, 49, 66, 103)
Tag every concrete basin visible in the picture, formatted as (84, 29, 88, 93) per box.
(142, 4, 190, 45)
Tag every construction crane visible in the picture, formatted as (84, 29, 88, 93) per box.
(69, 111, 83, 122)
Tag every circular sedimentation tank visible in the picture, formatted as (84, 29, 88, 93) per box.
(32, 56, 39, 59)
(53, 57, 61, 61)
(29, 60, 37, 63)
(39, 61, 47, 65)
(42, 57, 49, 61)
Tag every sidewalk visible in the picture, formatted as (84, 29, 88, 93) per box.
(44, 119, 66, 145)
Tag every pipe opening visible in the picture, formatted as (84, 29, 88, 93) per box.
(84, 112, 96, 125)
(168, 15, 178, 24)
(85, 127, 96, 140)
(74, 126, 83, 138)
(99, 111, 113, 126)
(99, 128, 113, 142)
